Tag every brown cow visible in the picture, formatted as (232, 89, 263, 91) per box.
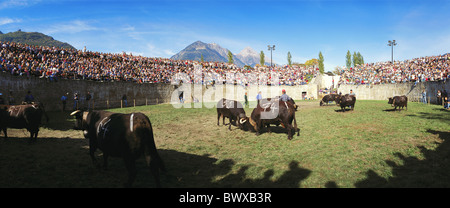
(337, 94, 356, 112)
(216, 98, 247, 130)
(0, 103, 48, 142)
(70, 110, 165, 187)
(241, 99, 299, 140)
(388, 95, 408, 111)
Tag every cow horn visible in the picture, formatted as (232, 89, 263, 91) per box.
(239, 118, 246, 124)
(70, 110, 81, 116)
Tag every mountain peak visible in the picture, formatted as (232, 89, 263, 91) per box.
(171, 41, 256, 67)
(238, 46, 258, 57)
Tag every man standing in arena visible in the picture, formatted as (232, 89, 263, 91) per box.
(24, 91, 34, 104)
(349, 89, 356, 96)
(256, 91, 262, 104)
(86, 91, 92, 110)
(61, 92, 68, 112)
(280, 89, 291, 102)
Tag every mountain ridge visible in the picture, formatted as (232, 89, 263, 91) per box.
(170, 41, 271, 67)
(0, 30, 76, 50)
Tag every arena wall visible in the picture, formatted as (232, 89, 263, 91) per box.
(0, 72, 175, 111)
(337, 81, 450, 103)
(1, 72, 449, 112)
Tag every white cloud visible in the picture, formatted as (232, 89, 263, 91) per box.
(44, 20, 99, 34)
(0, 17, 21, 25)
(0, 0, 42, 9)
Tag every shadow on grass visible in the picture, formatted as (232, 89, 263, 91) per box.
(40, 111, 76, 131)
(354, 129, 450, 187)
(160, 149, 311, 188)
(382, 108, 407, 112)
(0, 137, 311, 188)
(334, 109, 353, 112)
(406, 111, 450, 125)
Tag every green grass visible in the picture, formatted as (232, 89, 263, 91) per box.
(1, 100, 449, 187)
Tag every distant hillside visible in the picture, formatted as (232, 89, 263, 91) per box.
(0, 30, 76, 50)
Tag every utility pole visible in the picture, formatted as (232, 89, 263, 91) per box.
(387, 40, 397, 64)
(267, 45, 275, 68)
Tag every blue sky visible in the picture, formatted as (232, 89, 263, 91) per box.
(1, 0, 450, 71)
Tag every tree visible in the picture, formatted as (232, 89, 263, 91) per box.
(287, 51, 292, 66)
(356, 52, 364, 66)
(352, 51, 357, 67)
(200, 54, 204, 62)
(333, 66, 343, 75)
(346, 50, 352, 69)
(318, 51, 324, 74)
(227, 50, 234, 64)
(304, 58, 318, 67)
(352, 51, 364, 67)
(260, 51, 265, 66)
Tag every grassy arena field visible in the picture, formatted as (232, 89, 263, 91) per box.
(1, 100, 449, 188)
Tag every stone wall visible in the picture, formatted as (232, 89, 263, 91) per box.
(337, 81, 450, 103)
(0, 72, 175, 111)
(171, 83, 319, 107)
(2, 72, 448, 112)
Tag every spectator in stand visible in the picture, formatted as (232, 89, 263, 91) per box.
(1, 40, 449, 87)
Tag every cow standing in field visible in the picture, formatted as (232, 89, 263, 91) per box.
(241, 99, 299, 140)
(0, 103, 48, 142)
(337, 94, 356, 112)
(70, 110, 165, 187)
(388, 95, 408, 111)
(217, 98, 247, 130)
(320, 94, 340, 106)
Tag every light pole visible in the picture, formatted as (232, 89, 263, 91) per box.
(267, 45, 275, 68)
(387, 40, 397, 64)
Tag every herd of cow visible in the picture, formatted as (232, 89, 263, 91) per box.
(0, 93, 408, 187)
(320, 93, 407, 111)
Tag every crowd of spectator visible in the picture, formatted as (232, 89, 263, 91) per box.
(0, 41, 318, 86)
(338, 54, 450, 86)
(4, 40, 449, 87)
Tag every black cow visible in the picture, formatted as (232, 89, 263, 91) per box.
(320, 94, 340, 106)
(70, 110, 165, 187)
(241, 99, 299, 140)
(337, 94, 356, 112)
(217, 98, 247, 130)
(388, 95, 408, 111)
(0, 103, 48, 142)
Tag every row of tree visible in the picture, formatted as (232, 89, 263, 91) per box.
(346, 50, 364, 68)
(221, 49, 326, 74)
(204, 49, 364, 75)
